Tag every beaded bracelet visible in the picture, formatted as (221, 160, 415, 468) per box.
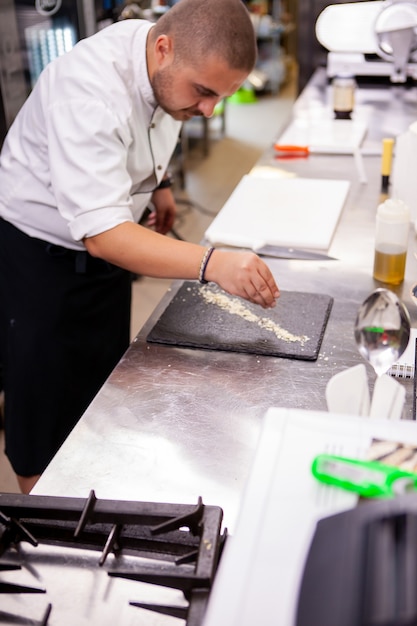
(199, 246, 215, 284)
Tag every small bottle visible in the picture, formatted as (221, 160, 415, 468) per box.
(373, 198, 410, 285)
(332, 75, 356, 120)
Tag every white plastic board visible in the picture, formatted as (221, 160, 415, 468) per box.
(205, 175, 350, 251)
(277, 118, 368, 154)
(202, 407, 417, 626)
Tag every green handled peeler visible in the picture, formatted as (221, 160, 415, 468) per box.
(312, 453, 417, 498)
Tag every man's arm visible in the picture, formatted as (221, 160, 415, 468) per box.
(83, 222, 280, 308)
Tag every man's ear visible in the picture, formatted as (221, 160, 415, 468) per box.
(153, 34, 174, 68)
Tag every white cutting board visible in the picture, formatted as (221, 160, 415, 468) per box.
(277, 118, 368, 154)
(205, 175, 350, 250)
(202, 407, 417, 626)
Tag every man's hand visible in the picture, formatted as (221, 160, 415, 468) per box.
(204, 249, 280, 309)
(150, 187, 177, 234)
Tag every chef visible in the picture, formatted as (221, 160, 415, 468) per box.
(0, 0, 280, 493)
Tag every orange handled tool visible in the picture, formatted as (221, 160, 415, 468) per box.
(274, 143, 310, 157)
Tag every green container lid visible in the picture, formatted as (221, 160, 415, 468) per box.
(227, 88, 257, 104)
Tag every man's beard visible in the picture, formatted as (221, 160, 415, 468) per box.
(152, 66, 203, 120)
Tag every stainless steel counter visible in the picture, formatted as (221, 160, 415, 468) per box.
(34, 70, 417, 537)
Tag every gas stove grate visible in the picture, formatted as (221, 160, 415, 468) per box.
(0, 491, 225, 625)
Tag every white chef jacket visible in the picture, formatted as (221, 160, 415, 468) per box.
(0, 20, 182, 251)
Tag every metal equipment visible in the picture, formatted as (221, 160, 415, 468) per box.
(316, 0, 417, 83)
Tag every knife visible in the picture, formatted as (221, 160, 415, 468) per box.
(254, 244, 336, 261)
(205, 237, 337, 260)
(274, 143, 358, 156)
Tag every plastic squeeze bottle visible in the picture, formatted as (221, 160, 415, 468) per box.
(373, 198, 410, 285)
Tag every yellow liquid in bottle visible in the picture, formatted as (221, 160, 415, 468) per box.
(373, 246, 406, 285)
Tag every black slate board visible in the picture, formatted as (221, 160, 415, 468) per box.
(147, 282, 333, 361)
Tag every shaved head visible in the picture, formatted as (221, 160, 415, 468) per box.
(150, 0, 257, 73)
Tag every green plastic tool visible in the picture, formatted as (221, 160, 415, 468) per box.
(312, 453, 417, 498)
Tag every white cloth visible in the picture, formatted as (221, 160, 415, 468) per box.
(0, 20, 181, 250)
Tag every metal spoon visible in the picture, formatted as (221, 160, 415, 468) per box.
(354, 288, 411, 377)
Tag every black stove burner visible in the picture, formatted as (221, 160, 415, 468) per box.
(0, 491, 225, 625)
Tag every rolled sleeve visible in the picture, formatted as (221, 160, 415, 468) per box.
(46, 99, 142, 241)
